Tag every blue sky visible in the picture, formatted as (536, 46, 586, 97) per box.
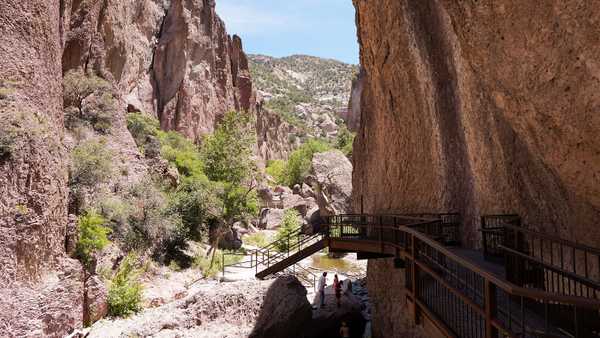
(216, 0, 359, 64)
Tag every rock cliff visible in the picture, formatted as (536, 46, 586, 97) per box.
(62, 0, 255, 141)
(0, 1, 83, 336)
(0, 0, 290, 336)
(352, 1, 600, 336)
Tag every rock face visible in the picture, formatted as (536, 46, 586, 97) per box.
(249, 276, 313, 338)
(352, 0, 600, 336)
(153, 0, 255, 140)
(0, 1, 84, 336)
(86, 280, 270, 338)
(62, 0, 257, 142)
(344, 67, 365, 132)
(256, 106, 299, 164)
(311, 150, 353, 215)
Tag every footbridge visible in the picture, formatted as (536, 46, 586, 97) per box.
(223, 213, 600, 338)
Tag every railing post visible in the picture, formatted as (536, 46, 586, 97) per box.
(411, 234, 421, 325)
(222, 251, 225, 279)
(379, 216, 383, 253)
(485, 280, 498, 338)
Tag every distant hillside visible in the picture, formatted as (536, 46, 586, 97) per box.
(249, 54, 358, 139)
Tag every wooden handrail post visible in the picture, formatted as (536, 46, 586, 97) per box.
(411, 234, 421, 325)
(485, 280, 498, 338)
(379, 216, 383, 253)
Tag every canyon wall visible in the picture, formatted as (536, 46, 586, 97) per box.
(0, 0, 288, 336)
(62, 0, 256, 141)
(352, 1, 600, 337)
(0, 1, 83, 336)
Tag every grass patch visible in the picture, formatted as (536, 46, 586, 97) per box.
(193, 249, 245, 278)
(243, 232, 269, 248)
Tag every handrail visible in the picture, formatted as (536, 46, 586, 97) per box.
(323, 217, 600, 309)
(500, 222, 600, 256)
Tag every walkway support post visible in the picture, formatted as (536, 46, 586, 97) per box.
(411, 233, 421, 325)
(485, 280, 498, 338)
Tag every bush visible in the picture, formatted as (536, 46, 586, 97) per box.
(201, 110, 256, 184)
(193, 248, 244, 278)
(70, 138, 114, 187)
(160, 131, 205, 178)
(75, 210, 111, 268)
(0, 128, 16, 161)
(63, 70, 115, 132)
(107, 254, 143, 318)
(243, 232, 269, 248)
(126, 178, 184, 254)
(63, 70, 110, 109)
(283, 139, 331, 186)
(275, 209, 301, 252)
(265, 159, 286, 185)
(83, 92, 117, 133)
(126, 112, 160, 146)
(335, 126, 355, 157)
(98, 195, 132, 229)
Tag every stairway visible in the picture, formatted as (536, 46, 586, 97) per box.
(255, 238, 326, 279)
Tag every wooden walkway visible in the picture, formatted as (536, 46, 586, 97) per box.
(224, 213, 600, 338)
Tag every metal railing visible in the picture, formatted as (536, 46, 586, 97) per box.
(322, 214, 600, 338)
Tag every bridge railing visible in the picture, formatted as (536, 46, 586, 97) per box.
(322, 214, 600, 338)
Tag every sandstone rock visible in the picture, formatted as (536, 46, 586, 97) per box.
(274, 185, 293, 195)
(249, 276, 313, 338)
(311, 150, 353, 215)
(352, 1, 600, 336)
(344, 67, 365, 132)
(301, 183, 316, 199)
(293, 184, 302, 195)
(86, 280, 271, 338)
(153, 0, 255, 140)
(259, 208, 285, 230)
(218, 226, 243, 251)
(0, 1, 83, 336)
(65, 214, 80, 257)
(84, 275, 108, 325)
(282, 194, 308, 216)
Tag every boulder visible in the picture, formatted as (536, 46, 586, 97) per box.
(274, 185, 293, 195)
(311, 150, 353, 215)
(282, 194, 308, 216)
(301, 183, 316, 199)
(259, 208, 285, 230)
(292, 184, 302, 195)
(307, 290, 365, 338)
(249, 276, 312, 338)
(84, 275, 108, 325)
(219, 226, 243, 250)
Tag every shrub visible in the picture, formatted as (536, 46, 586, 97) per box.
(126, 178, 185, 253)
(83, 91, 117, 133)
(63, 70, 110, 109)
(265, 159, 286, 185)
(243, 232, 269, 248)
(75, 210, 111, 268)
(201, 110, 256, 184)
(160, 130, 205, 178)
(98, 195, 132, 229)
(70, 138, 114, 187)
(283, 139, 331, 186)
(107, 254, 143, 318)
(63, 70, 115, 132)
(275, 209, 301, 252)
(335, 126, 355, 157)
(0, 128, 16, 161)
(126, 112, 160, 147)
(193, 248, 244, 278)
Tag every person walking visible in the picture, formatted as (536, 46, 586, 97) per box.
(318, 272, 327, 308)
(334, 274, 342, 307)
(339, 321, 350, 338)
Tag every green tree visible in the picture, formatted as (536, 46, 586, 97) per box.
(75, 210, 112, 268)
(200, 111, 258, 266)
(70, 138, 114, 187)
(335, 126, 355, 157)
(283, 139, 331, 186)
(107, 254, 143, 318)
(275, 209, 301, 252)
(265, 159, 286, 185)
